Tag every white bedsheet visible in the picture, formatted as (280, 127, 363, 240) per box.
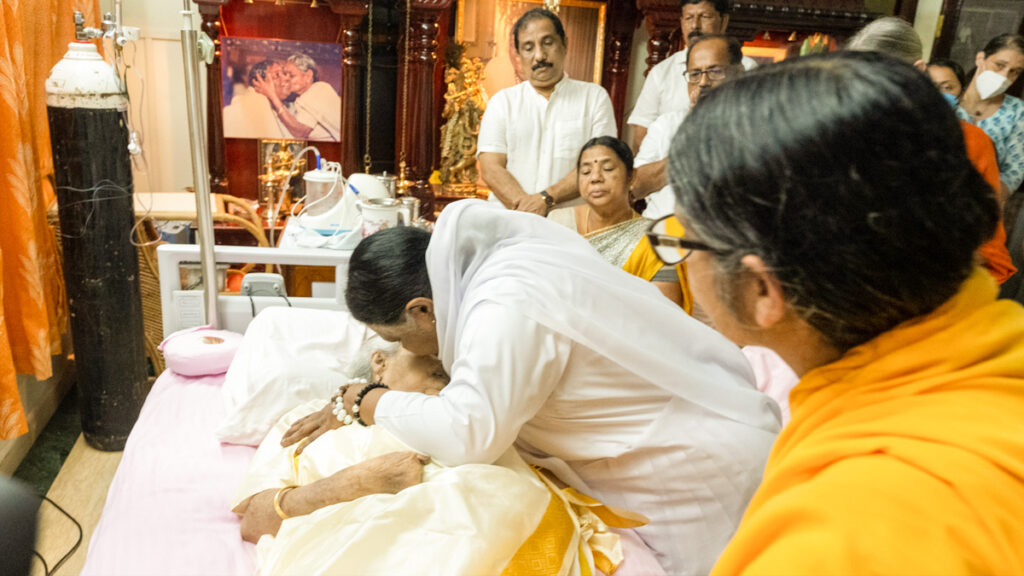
(82, 371, 258, 576)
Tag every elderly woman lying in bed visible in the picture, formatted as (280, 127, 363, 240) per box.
(232, 342, 445, 543)
(232, 340, 655, 575)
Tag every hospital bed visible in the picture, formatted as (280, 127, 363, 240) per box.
(80, 243, 791, 575)
(81, 244, 352, 575)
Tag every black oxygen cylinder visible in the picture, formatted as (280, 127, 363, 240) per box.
(45, 40, 148, 451)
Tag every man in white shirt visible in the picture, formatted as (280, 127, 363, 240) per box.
(337, 202, 782, 575)
(627, 0, 756, 150)
(477, 9, 616, 225)
(634, 35, 746, 219)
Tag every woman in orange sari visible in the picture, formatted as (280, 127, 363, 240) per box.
(653, 51, 1024, 573)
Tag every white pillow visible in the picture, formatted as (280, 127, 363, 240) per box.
(215, 306, 379, 445)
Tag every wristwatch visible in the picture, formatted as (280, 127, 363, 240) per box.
(539, 190, 556, 214)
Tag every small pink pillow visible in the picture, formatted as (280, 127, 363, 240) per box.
(159, 327, 244, 377)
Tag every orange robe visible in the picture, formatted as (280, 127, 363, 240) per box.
(712, 268, 1024, 575)
(962, 121, 1016, 283)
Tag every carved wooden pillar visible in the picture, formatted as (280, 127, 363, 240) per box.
(602, 0, 639, 133)
(637, 0, 682, 75)
(196, 0, 230, 195)
(397, 0, 453, 188)
(335, 11, 366, 176)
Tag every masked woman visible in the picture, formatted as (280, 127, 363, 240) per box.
(657, 50, 1024, 573)
(955, 33, 1024, 196)
(572, 136, 688, 310)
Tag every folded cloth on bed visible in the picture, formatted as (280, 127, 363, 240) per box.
(234, 402, 653, 576)
(217, 307, 380, 445)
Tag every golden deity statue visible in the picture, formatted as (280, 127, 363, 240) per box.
(440, 45, 487, 196)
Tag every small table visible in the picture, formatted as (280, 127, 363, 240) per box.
(276, 217, 352, 297)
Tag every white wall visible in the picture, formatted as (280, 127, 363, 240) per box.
(915, 0, 944, 61)
(99, 0, 200, 194)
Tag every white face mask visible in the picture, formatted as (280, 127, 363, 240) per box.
(976, 69, 1012, 100)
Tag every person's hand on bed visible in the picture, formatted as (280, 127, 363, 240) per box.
(238, 451, 429, 543)
(329, 450, 430, 497)
(281, 401, 340, 454)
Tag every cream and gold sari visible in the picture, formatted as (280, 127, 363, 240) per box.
(233, 401, 646, 576)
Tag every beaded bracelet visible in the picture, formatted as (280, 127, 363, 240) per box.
(332, 378, 368, 425)
(352, 382, 389, 426)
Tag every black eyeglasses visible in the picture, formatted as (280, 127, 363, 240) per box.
(683, 66, 727, 84)
(645, 214, 713, 265)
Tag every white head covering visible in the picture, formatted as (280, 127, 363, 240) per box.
(426, 200, 781, 429)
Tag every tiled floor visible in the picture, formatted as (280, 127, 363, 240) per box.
(13, 386, 122, 576)
(14, 387, 81, 497)
(30, 435, 121, 576)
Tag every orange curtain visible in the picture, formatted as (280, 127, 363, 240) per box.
(0, 0, 98, 439)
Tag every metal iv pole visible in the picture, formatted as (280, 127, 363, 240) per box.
(180, 0, 220, 328)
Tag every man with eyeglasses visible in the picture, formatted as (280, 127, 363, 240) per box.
(632, 34, 746, 220)
(627, 0, 756, 151)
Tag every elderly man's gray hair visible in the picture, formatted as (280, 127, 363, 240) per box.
(287, 52, 319, 82)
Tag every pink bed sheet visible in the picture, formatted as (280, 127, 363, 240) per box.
(82, 371, 258, 576)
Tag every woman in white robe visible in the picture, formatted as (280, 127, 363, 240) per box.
(318, 200, 782, 575)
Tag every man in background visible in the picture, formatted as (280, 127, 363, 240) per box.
(477, 8, 616, 228)
(632, 35, 745, 219)
(627, 0, 756, 151)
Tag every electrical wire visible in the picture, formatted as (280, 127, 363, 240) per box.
(269, 145, 324, 248)
(29, 495, 84, 576)
(53, 179, 160, 248)
(245, 285, 293, 318)
(54, 180, 132, 239)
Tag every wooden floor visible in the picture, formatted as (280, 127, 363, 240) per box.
(31, 435, 121, 576)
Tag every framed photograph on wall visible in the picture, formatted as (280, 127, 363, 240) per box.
(221, 37, 342, 142)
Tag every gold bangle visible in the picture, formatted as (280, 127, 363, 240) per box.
(274, 485, 298, 520)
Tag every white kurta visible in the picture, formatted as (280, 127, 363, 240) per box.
(634, 109, 688, 219)
(375, 200, 781, 575)
(627, 50, 758, 129)
(476, 75, 616, 226)
(294, 81, 341, 141)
